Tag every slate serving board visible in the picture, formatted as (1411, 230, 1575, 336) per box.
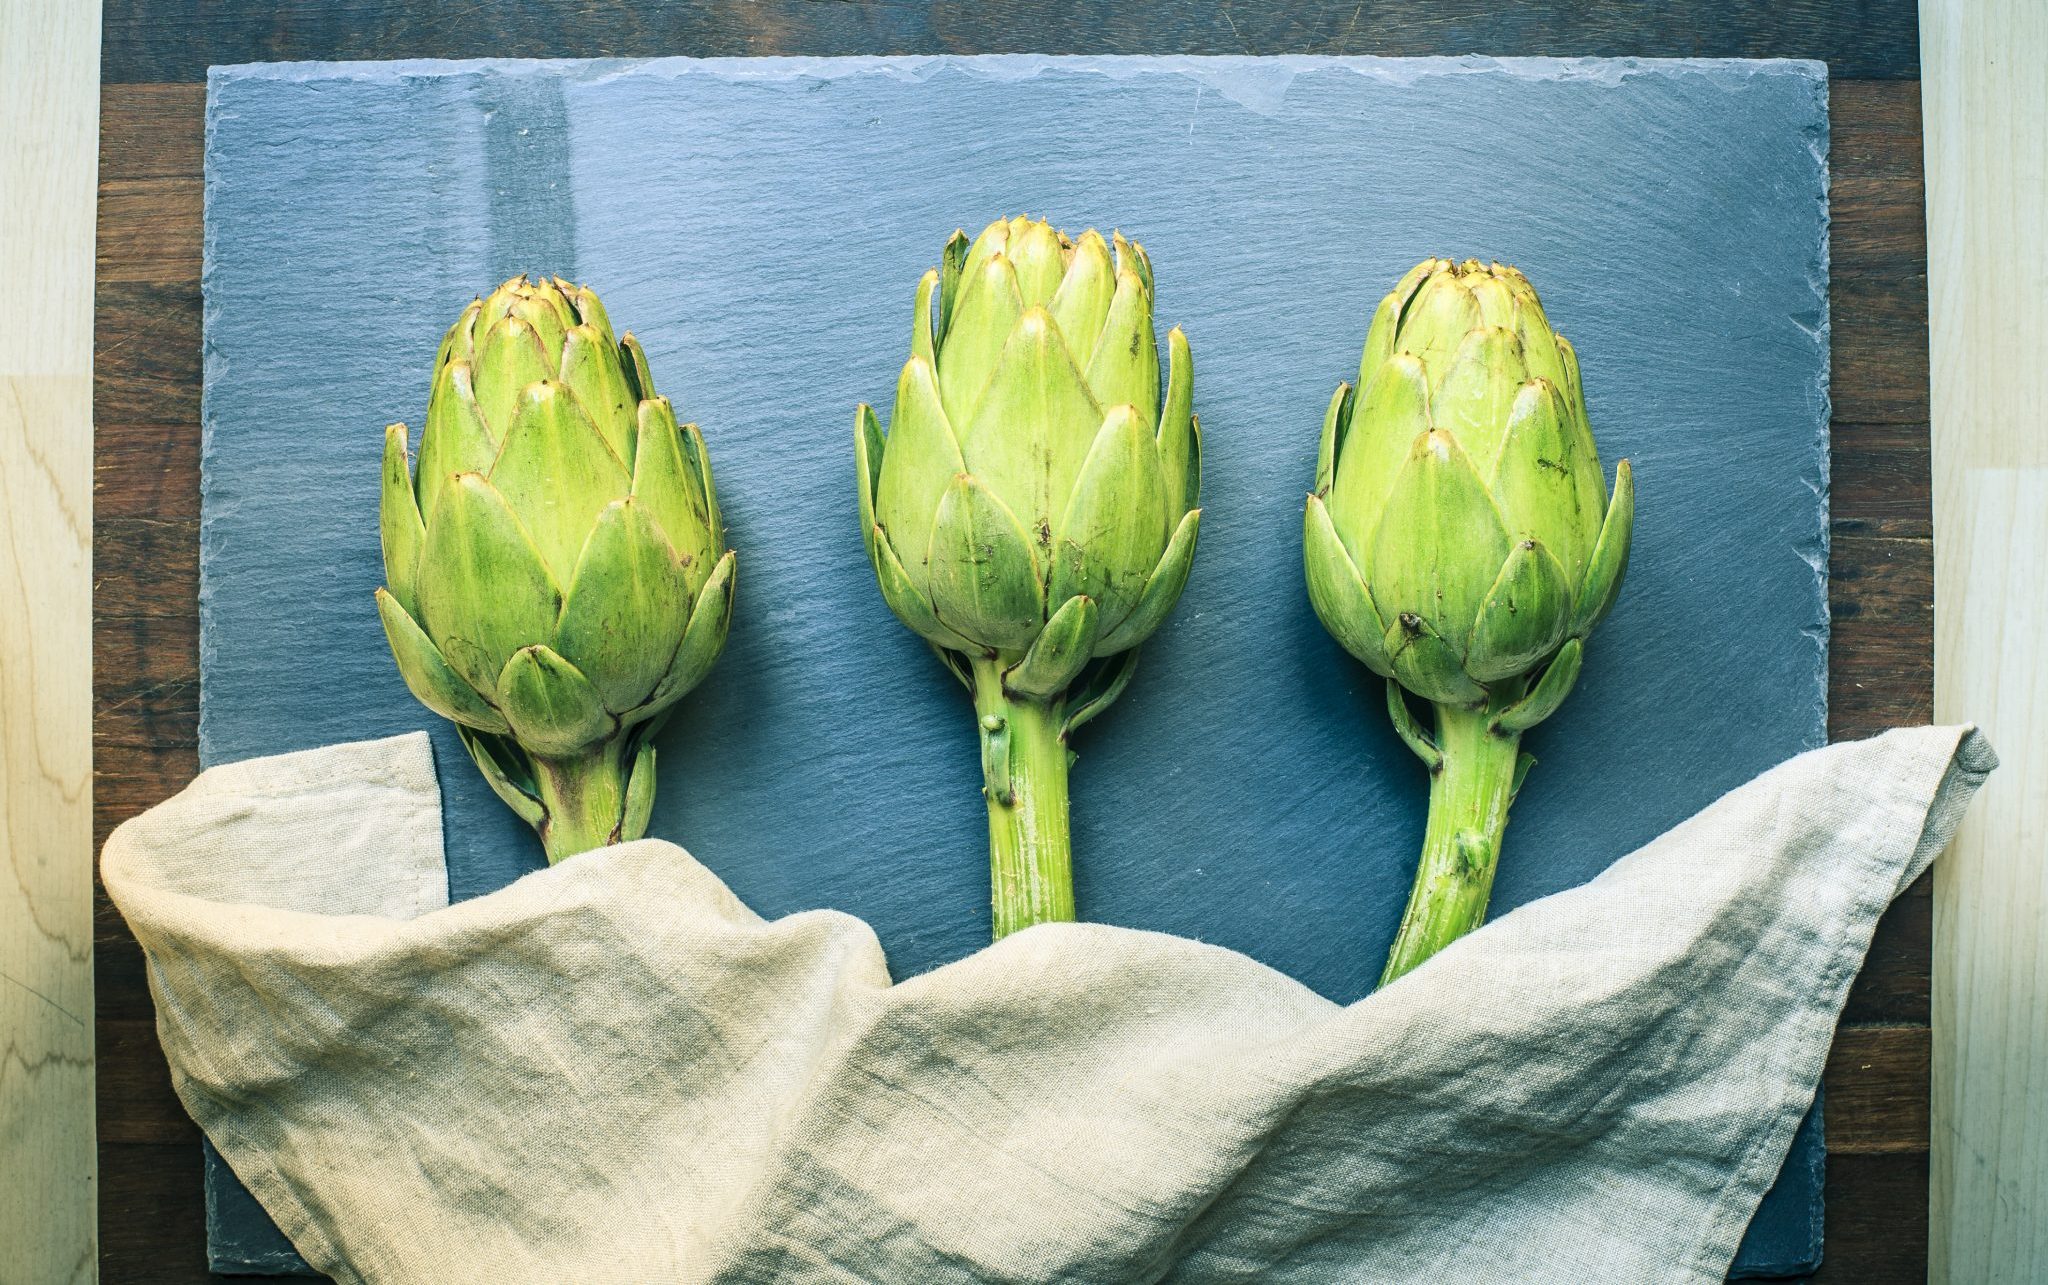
(199, 55, 1831, 1277)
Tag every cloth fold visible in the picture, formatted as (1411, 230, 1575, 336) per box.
(102, 725, 1991, 1284)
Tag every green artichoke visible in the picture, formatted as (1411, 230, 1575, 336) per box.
(856, 216, 1202, 937)
(377, 275, 736, 864)
(1304, 257, 1634, 982)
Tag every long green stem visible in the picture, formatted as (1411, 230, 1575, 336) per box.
(1380, 704, 1523, 985)
(970, 656, 1075, 938)
(529, 739, 632, 865)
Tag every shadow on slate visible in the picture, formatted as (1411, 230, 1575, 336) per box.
(197, 55, 1831, 1279)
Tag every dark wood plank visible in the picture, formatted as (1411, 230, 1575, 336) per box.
(1827, 534, 1934, 741)
(98, 83, 204, 181)
(98, 1020, 200, 1145)
(100, 0, 1922, 85)
(1843, 894, 1930, 1024)
(99, 1143, 303, 1284)
(1824, 1026, 1929, 1155)
(1805, 1152, 1929, 1282)
(95, 279, 201, 425)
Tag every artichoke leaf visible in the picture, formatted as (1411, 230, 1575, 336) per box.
(870, 525, 978, 653)
(1487, 380, 1596, 584)
(1465, 274, 1515, 329)
(1514, 295, 1569, 392)
(1096, 507, 1201, 655)
(1493, 636, 1584, 733)
(636, 548, 737, 720)
(1157, 326, 1199, 516)
(488, 381, 632, 583)
(508, 295, 569, 358)
(959, 307, 1102, 540)
(414, 472, 563, 695)
(1385, 679, 1441, 770)
(1356, 292, 1402, 396)
(910, 268, 940, 368)
(559, 324, 638, 462)
(1357, 258, 1440, 387)
(1364, 429, 1511, 657)
(380, 424, 427, 617)
(1061, 648, 1141, 739)
(1083, 269, 1160, 427)
(871, 356, 961, 583)
(417, 362, 498, 527)
(620, 739, 658, 843)
(937, 230, 970, 341)
(620, 333, 656, 405)
(497, 644, 612, 758)
(1048, 230, 1115, 365)
(1571, 458, 1635, 635)
(1050, 406, 1170, 632)
(434, 299, 483, 372)
(1431, 326, 1528, 479)
(476, 275, 526, 339)
(566, 284, 615, 347)
(938, 253, 1025, 427)
(928, 640, 975, 692)
(1553, 337, 1610, 544)
(1465, 537, 1573, 684)
(375, 588, 508, 734)
(1314, 381, 1353, 498)
(1008, 219, 1067, 309)
(1383, 611, 1486, 706)
(555, 498, 693, 715)
(1395, 267, 1480, 375)
(1112, 231, 1154, 297)
(1302, 493, 1392, 676)
(855, 403, 885, 563)
(1327, 353, 1429, 559)
(456, 725, 545, 827)
(632, 397, 719, 602)
(1005, 594, 1099, 700)
(472, 315, 554, 434)
(957, 218, 1011, 295)
(926, 475, 1045, 653)
(678, 421, 723, 549)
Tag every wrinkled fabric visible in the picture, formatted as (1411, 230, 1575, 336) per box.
(101, 725, 1990, 1284)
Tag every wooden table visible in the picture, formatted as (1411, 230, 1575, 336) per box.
(91, 3, 1933, 1279)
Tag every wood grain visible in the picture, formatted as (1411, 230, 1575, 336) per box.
(98, 0, 1923, 83)
(2, 1, 102, 1282)
(90, 8, 1935, 1280)
(1923, 5, 2048, 1273)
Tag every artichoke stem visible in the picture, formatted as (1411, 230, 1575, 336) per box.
(1379, 703, 1523, 985)
(970, 655, 1076, 939)
(529, 738, 632, 865)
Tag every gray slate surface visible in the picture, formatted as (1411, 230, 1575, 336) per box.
(198, 55, 1831, 1278)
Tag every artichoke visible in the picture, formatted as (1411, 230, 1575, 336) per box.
(1304, 257, 1634, 983)
(856, 216, 1202, 938)
(377, 275, 736, 864)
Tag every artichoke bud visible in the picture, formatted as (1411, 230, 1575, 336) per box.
(377, 275, 735, 861)
(857, 217, 1202, 708)
(1308, 258, 1634, 720)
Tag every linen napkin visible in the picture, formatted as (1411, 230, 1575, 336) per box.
(102, 724, 1990, 1283)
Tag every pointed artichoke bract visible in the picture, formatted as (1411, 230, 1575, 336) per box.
(855, 217, 1202, 939)
(377, 275, 734, 864)
(1305, 257, 1636, 987)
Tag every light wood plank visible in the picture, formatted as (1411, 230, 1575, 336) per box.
(0, 1, 101, 1281)
(1923, 2, 2048, 1281)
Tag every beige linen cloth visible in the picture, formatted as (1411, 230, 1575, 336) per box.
(102, 724, 1991, 1284)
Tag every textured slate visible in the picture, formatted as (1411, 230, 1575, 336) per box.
(199, 55, 1831, 1277)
